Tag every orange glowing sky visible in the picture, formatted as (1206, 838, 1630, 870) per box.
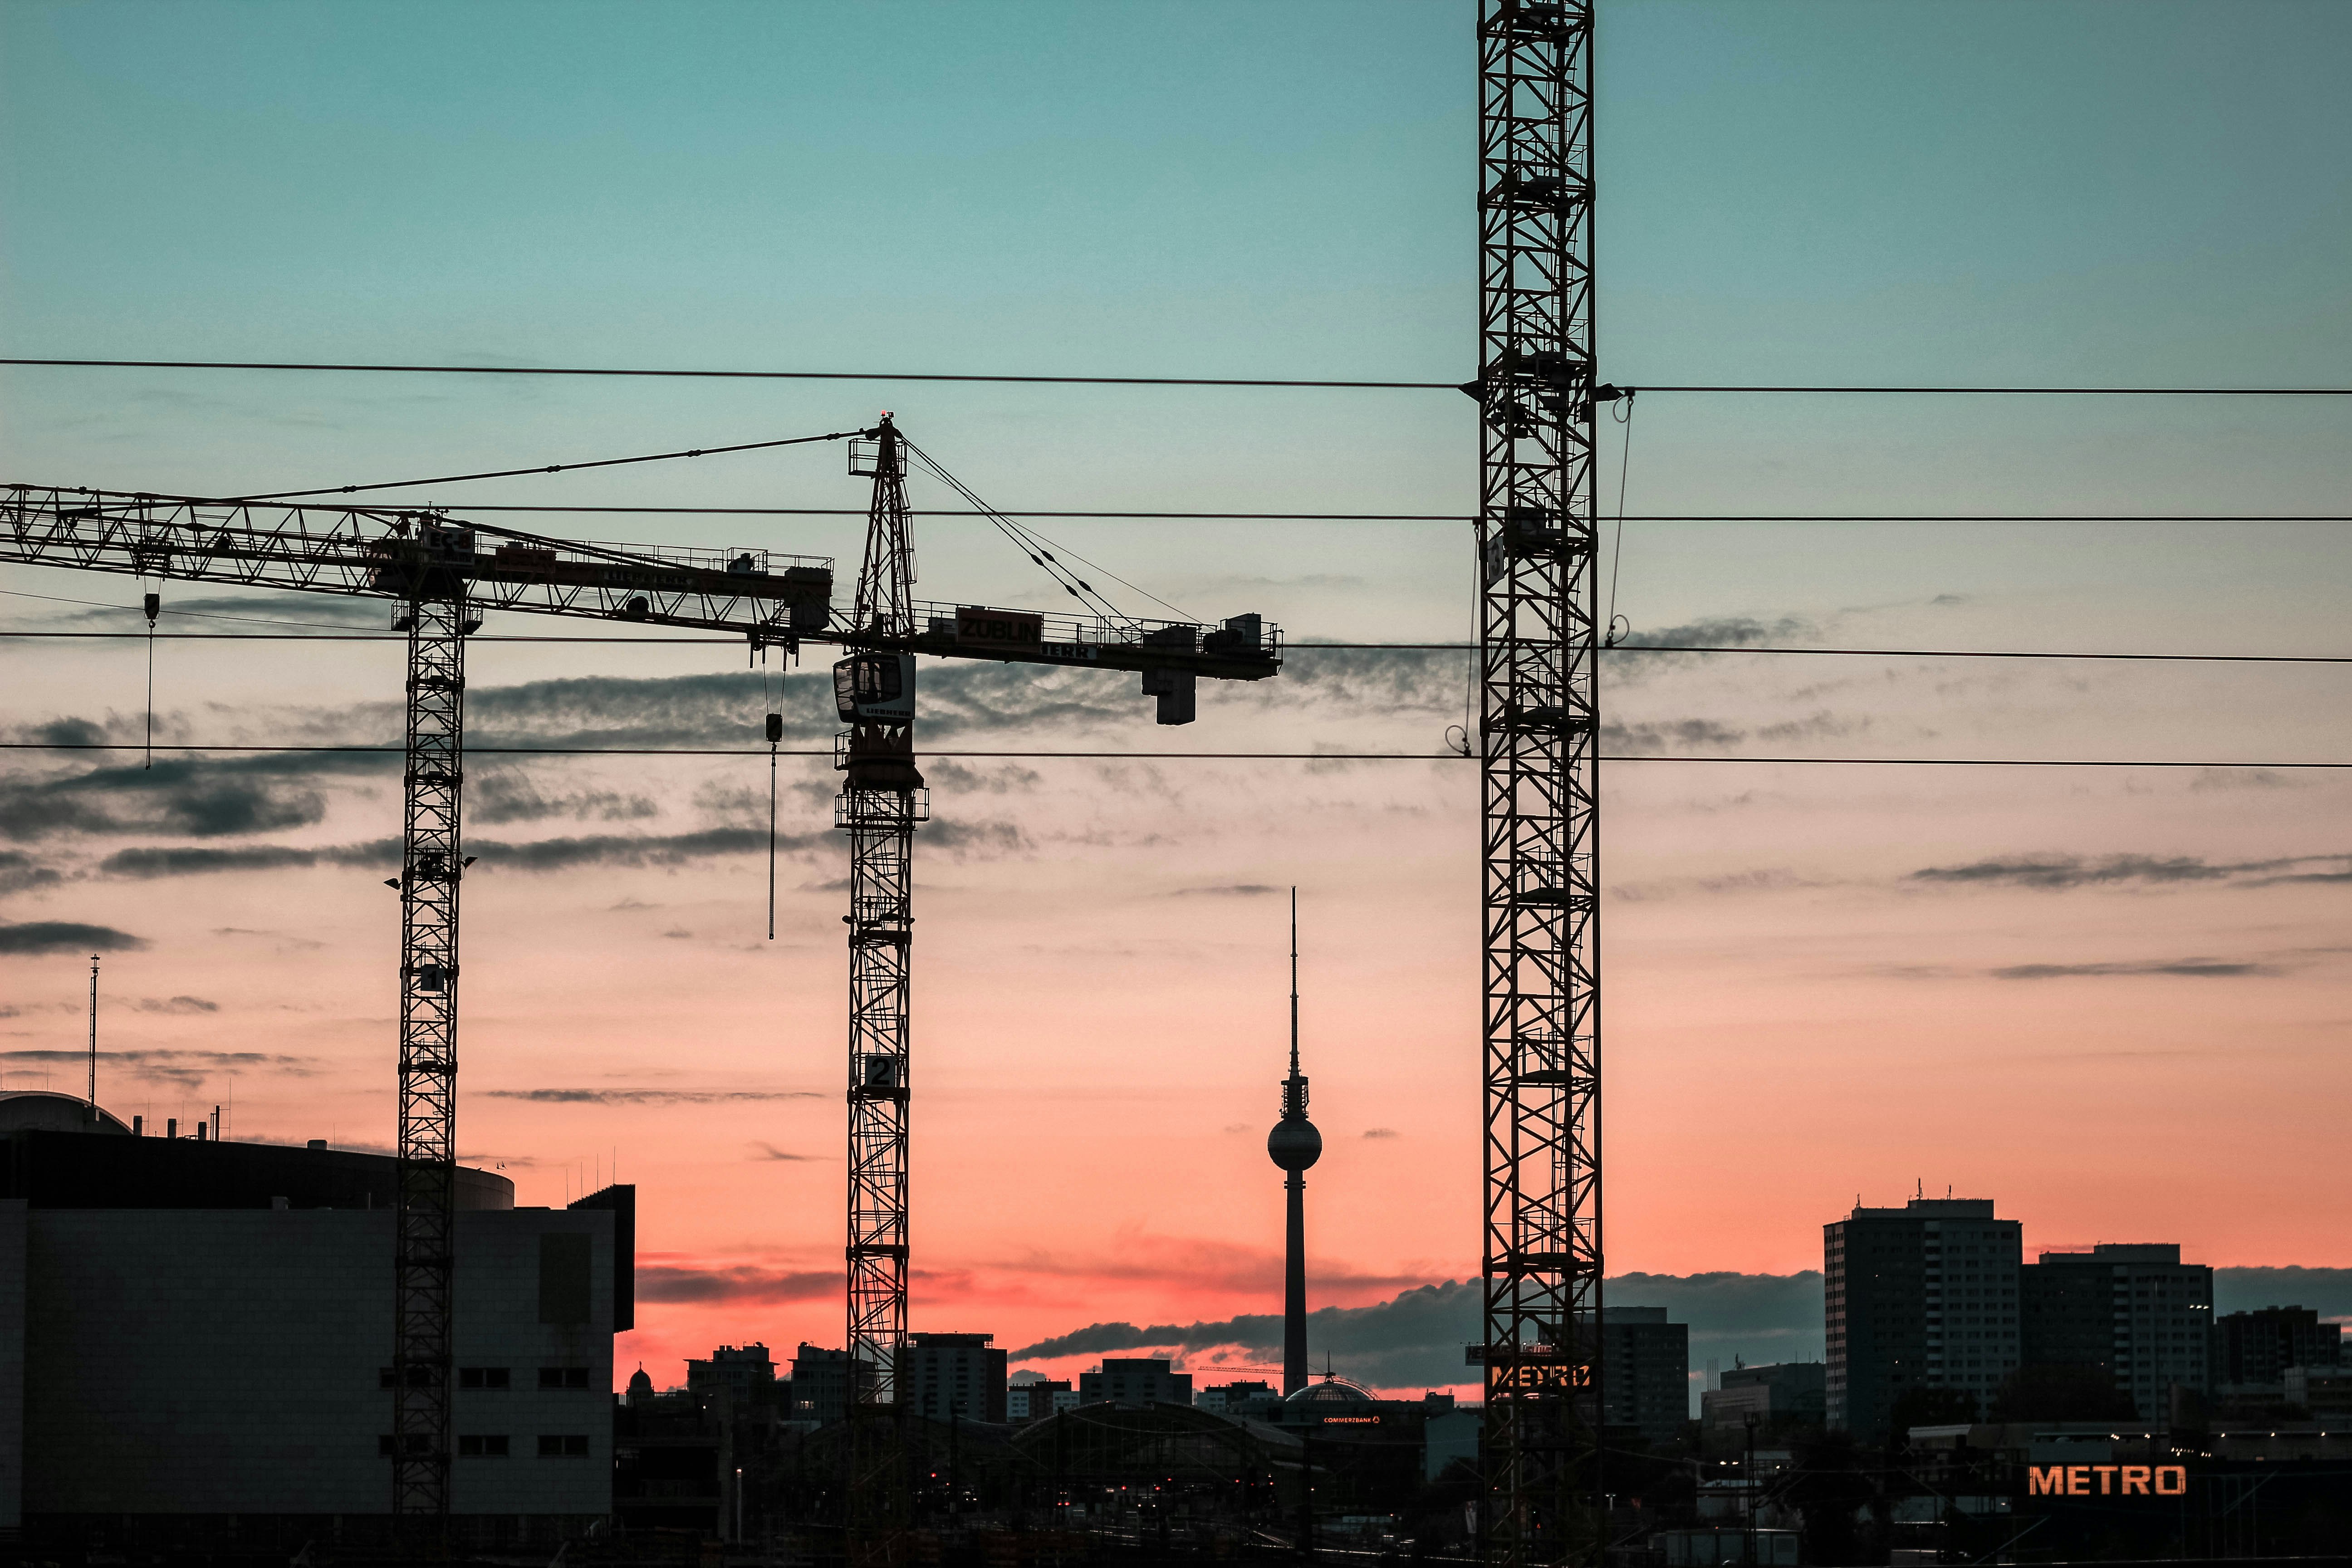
(4, 1, 2350, 1393)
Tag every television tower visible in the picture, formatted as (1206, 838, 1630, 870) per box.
(1265, 888, 1322, 1397)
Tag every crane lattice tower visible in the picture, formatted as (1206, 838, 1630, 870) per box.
(1472, 2, 1607, 1563)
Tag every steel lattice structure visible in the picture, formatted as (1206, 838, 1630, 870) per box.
(390, 577, 471, 1527)
(838, 420, 925, 1564)
(1473, 2, 1603, 1564)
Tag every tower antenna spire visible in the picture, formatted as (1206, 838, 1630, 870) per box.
(1289, 887, 1300, 1077)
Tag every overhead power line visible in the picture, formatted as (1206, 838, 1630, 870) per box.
(5, 741, 2349, 768)
(0, 357, 1451, 390)
(9, 358, 2352, 395)
(62, 504, 2352, 524)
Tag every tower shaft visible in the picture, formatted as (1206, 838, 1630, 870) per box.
(1475, 2, 1604, 1564)
(392, 581, 470, 1534)
(1284, 1171, 1308, 1396)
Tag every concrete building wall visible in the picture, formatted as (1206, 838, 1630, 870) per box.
(0, 1200, 24, 1531)
(21, 1207, 610, 1519)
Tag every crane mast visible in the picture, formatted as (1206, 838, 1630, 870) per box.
(1473, 2, 1606, 1563)
(387, 557, 473, 1531)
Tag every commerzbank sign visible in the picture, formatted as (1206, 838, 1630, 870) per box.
(2028, 1464, 2188, 1498)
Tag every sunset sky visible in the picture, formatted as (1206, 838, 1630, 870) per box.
(4, 0, 2349, 1397)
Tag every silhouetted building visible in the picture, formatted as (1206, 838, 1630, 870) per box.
(613, 1385, 733, 1539)
(1600, 1306, 1690, 1448)
(2020, 1244, 2210, 1421)
(1006, 1380, 1074, 1423)
(686, 1342, 778, 1422)
(787, 1343, 872, 1426)
(1701, 1361, 1826, 1453)
(2214, 1304, 2342, 1387)
(1198, 1379, 1281, 1417)
(1826, 1196, 2020, 1440)
(1079, 1357, 1193, 1406)
(0, 1093, 627, 1545)
(902, 1331, 1006, 1422)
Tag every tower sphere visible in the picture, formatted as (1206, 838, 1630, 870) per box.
(1267, 1116, 1322, 1172)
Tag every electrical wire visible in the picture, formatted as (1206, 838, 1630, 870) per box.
(218, 426, 870, 502)
(0, 357, 1452, 390)
(12, 358, 2352, 394)
(14, 624, 2352, 666)
(6, 741, 2352, 767)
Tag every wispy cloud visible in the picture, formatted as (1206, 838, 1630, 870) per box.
(636, 1263, 838, 1304)
(1990, 958, 2284, 980)
(748, 1142, 826, 1162)
(1908, 851, 2352, 892)
(0, 1046, 319, 1090)
(479, 1088, 822, 1105)
(0, 919, 147, 954)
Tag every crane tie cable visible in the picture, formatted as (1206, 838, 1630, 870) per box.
(221, 426, 874, 503)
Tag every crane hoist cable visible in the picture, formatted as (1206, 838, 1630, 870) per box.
(1604, 389, 1637, 647)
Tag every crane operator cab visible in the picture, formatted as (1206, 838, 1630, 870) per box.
(833, 651, 924, 791)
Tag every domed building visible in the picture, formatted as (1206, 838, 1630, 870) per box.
(1281, 1372, 1380, 1429)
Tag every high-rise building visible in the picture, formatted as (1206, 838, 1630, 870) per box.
(2020, 1245, 2211, 1421)
(2214, 1305, 2343, 1387)
(1826, 1196, 2021, 1440)
(1598, 1306, 1690, 1449)
(901, 1332, 1006, 1423)
(1078, 1358, 1194, 1407)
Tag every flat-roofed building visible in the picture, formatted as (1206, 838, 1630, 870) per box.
(1827, 1197, 2021, 1441)
(0, 1093, 628, 1550)
(2021, 1244, 2211, 1421)
(902, 1332, 1006, 1423)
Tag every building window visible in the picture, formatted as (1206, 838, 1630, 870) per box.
(458, 1434, 511, 1457)
(378, 1434, 431, 1457)
(459, 1367, 512, 1390)
(379, 1366, 436, 1389)
(538, 1434, 591, 1457)
(538, 1366, 593, 1390)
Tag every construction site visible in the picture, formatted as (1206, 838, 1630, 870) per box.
(5, 3, 2351, 1567)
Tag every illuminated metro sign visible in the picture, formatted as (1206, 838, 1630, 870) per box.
(2028, 1464, 2187, 1498)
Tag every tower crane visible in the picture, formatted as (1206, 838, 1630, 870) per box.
(1, 441, 1279, 1537)
(1466, 3, 1607, 1565)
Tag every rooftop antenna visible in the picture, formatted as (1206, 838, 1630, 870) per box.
(87, 953, 100, 1120)
(1289, 887, 1300, 1081)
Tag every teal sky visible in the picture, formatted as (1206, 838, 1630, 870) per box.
(4, 2, 2350, 1385)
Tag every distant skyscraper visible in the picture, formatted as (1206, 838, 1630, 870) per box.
(1265, 890, 1322, 1398)
(901, 1332, 1007, 1422)
(1825, 1196, 2021, 1440)
(2214, 1305, 2343, 1388)
(1597, 1306, 1690, 1448)
(2021, 1244, 2211, 1421)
